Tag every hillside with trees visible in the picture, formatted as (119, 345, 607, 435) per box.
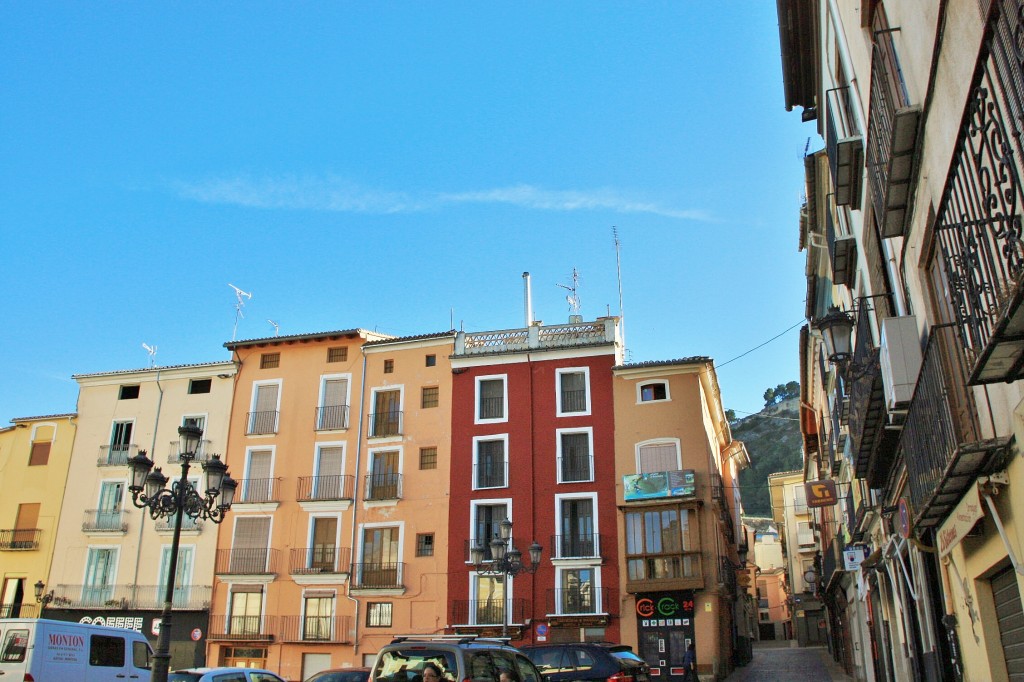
(732, 385, 803, 517)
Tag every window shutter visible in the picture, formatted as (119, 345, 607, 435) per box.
(638, 444, 679, 473)
(255, 384, 279, 412)
(323, 379, 348, 407)
(29, 442, 50, 466)
(233, 517, 271, 550)
(317, 447, 343, 478)
(247, 450, 273, 480)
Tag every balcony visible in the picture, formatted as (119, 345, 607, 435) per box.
(825, 86, 863, 207)
(351, 561, 404, 589)
(546, 586, 609, 616)
(0, 528, 40, 550)
(235, 478, 280, 505)
(898, 325, 1010, 529)
(246, 410, 278, 435)
(550, 532, 602, 560)
(208, 615, 276, 641)
(155, 515, 203, 533)
(167, 439, 213, 463)
(0, 603, 40, 618)
(47, 584, 211, 610)
(364, 473, 402, 501)
(865, 16, 920, 238)
(933, 5, 1024, 384)
(97, 444, 137, 466)
(454, 318, 618, 356)
(82, 509, 127, 533)
(451, 598, 528, 627)
(279, 615, 353, 643)
(297, 475, 354, 502)
(289, 546, 351, 576)
(368, 410, 403, 438)
(316, 405, 350, 431)
(215, 548, 280, 576)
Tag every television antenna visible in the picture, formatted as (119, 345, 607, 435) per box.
(557, 267, 581, 315)
(142, 343, 157, 368)
(228, 283, 253, 341)
(613, 227, 626, 353)
(267, 319, 280, 337)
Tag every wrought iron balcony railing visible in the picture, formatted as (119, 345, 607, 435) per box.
(297, 475, 354, 502)
(0, 603, 40, 618)
(560, 389, 587, 413)
(279, 615, 352, 643)
(546, 586, 609, 615)
(558, 455, 593, 483)
(368, 411, 403, 437)
(216, 548, 280, 575)
(451, 598, 527, 626)
(235, 478, 280, 504)
(316, 405, 350, 431)
(246, 410, 279, 435)
(97, 444, 137, 466)
(474, 463, 507, 489)
(364, 473, 402, 501)
(82, 509, 127, 533)
(351, 561, 404, 589)
(550, 532, 602, 559)
(47, 584, 211, 610)
(209, 615, 276, 641)
(155, 515, 203, 533)
(289, 546, 351, 575)
(0, 528, 40, 550)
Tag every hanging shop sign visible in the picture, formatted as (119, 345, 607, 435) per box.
(843, 544, 870, 571)
(938, 483, 984, 558)
(623, 469, 696, 501)
(805, 480, 839, 508)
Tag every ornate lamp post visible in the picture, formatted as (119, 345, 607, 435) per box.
(33, 580, 53, 615)
(127, 425, 237, 682)
(470, 519, 542, 638)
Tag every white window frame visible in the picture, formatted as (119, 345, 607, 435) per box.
(229, 514, 275, 573)
(249, 379, 283, 434)
(242, 445, 277, 503)
(226, 583, 266, 634)
(634, 438, 682, 474)
(301, 588, 337, 622)
(636, 379, 671, 404)
(180, 413, 209, 458)
(81, 545, 120, 603)
(553, 492, 599, 558)
(355, 521, 405, 584)
(369, 385, 405, 439)
(318, 373, 353, 430)
(556, 367, 591, 417)
(157, 544, 196, 602)
(469, 570, 510, 626)
(472, 434, 509, 490)
(468, 498, 512, 563)
(556, 427, 594, 483)
(307, 514, 343, 571)
(553, 565, 603, 615)
(475, 374, 508, 425)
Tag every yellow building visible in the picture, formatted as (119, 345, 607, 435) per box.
(0, 413, 76, 618)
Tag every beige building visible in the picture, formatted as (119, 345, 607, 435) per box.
(44, 362, 236, 669)
(0, 413, 76, 618)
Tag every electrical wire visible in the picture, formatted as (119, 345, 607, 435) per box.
(716, 320, 805, 369)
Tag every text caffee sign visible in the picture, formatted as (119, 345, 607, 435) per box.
(805, 480, 839, 508)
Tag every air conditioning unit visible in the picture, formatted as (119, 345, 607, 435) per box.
(880, 316, 923, 411)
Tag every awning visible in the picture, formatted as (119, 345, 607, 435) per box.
(937, 481, 984, 558)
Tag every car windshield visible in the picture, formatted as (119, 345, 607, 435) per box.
(373, 648, 458, 682)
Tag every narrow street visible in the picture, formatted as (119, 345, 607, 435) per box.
(724, 642, 854, 682)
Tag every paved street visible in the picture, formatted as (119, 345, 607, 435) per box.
(723, 643, 854, 681)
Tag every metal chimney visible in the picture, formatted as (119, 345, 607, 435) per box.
(523, 272, 533, 326)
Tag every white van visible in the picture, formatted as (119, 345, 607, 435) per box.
(0, 617, 153, 682)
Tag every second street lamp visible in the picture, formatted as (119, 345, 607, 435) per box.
(127, 425, 237, 682)
(471, 519, 542, 638)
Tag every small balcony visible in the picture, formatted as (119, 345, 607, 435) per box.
(280, 615, 353, 643)
(215, 548, 280, 576)
(364, 473, 402, 501)
(167, 439, 213, 463)
(82, 509, 127, 533)
(289, 546, 351, 576)
(546, 586, 609, 616)
(316, 405, 350, 431)
(0, 603, 40, 618)
(0, 528, 40, 550)
(825, 85, 863, 207)
(451, 598, 528, 627)
(97, 444, 137, 466)
(246, 410, 279, 435)
(351, 561, 404, 589)
(550, 532, 602, 560)
(899, 325, 1010, 529)
(297, 475, 354, 502)
(235, 478, 280, 504)
(47, 584, 211, 610)
(154, 515, 203, 533)
(368, 411, 403, 438)
(208, 615, 277, 641)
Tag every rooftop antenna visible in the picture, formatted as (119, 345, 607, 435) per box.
(557, 268, 581, 317)
(614, 227, 626, 353)
(228, 283, 253, 341)
(142, 343, 157, 368)
(267, 319, 280, 337)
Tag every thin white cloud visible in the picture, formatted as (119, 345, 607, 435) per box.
(172, 176, 711, 221)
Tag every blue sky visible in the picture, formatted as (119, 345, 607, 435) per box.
(0, 2, 813, 424)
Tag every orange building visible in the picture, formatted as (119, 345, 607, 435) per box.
(210, 329, 454, 680)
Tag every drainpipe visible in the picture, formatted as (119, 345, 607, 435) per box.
(347, 346, 369, 656)
(131, 367, 164, 596)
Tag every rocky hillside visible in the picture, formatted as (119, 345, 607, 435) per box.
(733, 397, 803, 517)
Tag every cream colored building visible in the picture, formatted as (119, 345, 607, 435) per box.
(0, 413, 76, 618)
(44, 362, 236, 669)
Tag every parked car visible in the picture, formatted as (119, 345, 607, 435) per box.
(520, 643, 650, 682)
(168, 667, 285, 682)
(370, 635, 542, 682)
(306, 667, 372, 682)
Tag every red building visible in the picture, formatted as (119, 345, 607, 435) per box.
(447, 316, 622, 644)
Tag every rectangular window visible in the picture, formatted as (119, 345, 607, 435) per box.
(0, 629, 28, 663)
(89, 634, 125, 667)
(558, 369, 589, 415)
(304, 595, 334, 640)
(119, 385, 140, 400)
(318, 376, 350, 430)
(229, 590, 263, 636)
(421, 386, 439, 408)
(558, 498, 595, 558)
(473, 574, 505, 625)
(560, 567, 596, 614)
(366, 602, 393, 627)
(419, 447, 437, 470)
(12, 503, 40, 548)
(624, 506, 701, 583)
(793, 485, 808, 514)
(559, 431, 593, 482)
(241, 449, 274, 503)
(477, 377, 506, 422)
(249, 383, 280, 435)
(327, 347, 348, 363)
(371, 390, 402, 437)
(230, 517, 272, 573)
(188, 379, 212, 394)
(425, 354, 436, 367)
(367, 451, 400, 500)
(475, 438, 507, 489)
(158, 545, 194, 607)
(473, 503, 508, 560)
(94, 481, 125, 531)
(383, 359, 394, 374)
(313, 446, 344, 500)
(83, 548, 117, 605)
(311, 517, 338, 571)
(416, 533, 434, 557)
(639, 381, 669, 402)
(28, 441, 50, 466)
(360, 527, 400, 588)
(638, 442, 680, 474)
(260, 353, 280, 369)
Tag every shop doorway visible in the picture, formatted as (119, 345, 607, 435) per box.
(635, 591, 695, 682)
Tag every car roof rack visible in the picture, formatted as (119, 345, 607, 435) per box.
(388, 634, 514, 645)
